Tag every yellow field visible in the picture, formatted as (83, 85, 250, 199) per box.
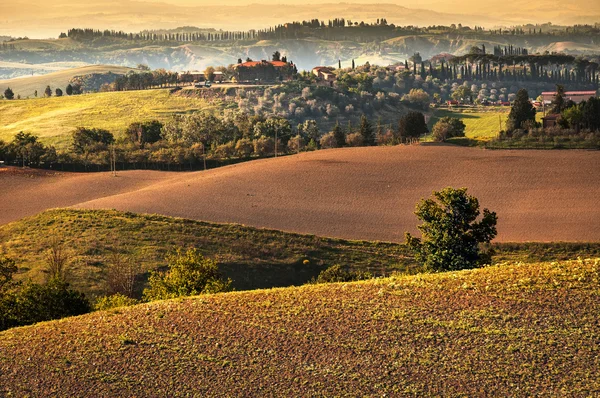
(0, 64, 136, 99)
(431, 108, 544, 140)
(0, 89, 214, 146)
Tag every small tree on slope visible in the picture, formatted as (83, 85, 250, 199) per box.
(405, 187, 498, 272)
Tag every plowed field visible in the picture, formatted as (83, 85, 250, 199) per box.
(2, 145, 599, 242)
(1, 259, 599, 396)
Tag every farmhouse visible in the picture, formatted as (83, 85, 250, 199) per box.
(541, 114, 560, 128)
(312, 66, 336, 82)
(233, 60, 295, 82)
(181, 71, 224, 83)
(541, 90, 597, 104)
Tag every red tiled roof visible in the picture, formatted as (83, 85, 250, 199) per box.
(541, 91, 597, 95)
(312, 66, 334, 72)
(235, 60, 289, 68)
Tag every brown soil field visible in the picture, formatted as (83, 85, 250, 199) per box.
(1, 259, 599, 396)
(0, 167, 177, 225)
(2, 145, 600, 242)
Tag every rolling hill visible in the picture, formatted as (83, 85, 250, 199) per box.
(0, 64, 137, 99)
(0, 89, 214, 146)
(1, 258, 599, 395)
(2, 145, 600, 243)
(0, 208, 411, 296)
(3, 208, 597, 298)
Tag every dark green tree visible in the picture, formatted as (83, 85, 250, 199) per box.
(71, 127, 114, 155)
(3, 87, 14, 100)
(405, 187, 498, 272)
(581, 97, 600, 131)
(55, 88, 63, 97)
(507, 89, 536, 131)
(358, 115, 375, 146)
(8, 132, 47, 167)
(550, 84, 566, 114)
(398, 111, 428, 139)
(65, 84, 73, 95)
(44, 85, 52, 97)
(0, 278, 90, 331)
(332, 121, 346, 147)
(126, 120, 163, 147)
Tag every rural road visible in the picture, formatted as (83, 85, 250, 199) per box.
(2, 145, 599, 242)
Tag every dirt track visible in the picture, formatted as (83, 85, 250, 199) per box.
(2, 145, 599, 242)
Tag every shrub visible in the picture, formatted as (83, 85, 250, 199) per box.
(313, 265, 373, 284)
(94, 293, 139, 311)
(405, 187, 498, 271)
(287, 135, 305, 153)
(0, 278, 90, 331)
(319, 132, 337, 149)
(253, 136, 275, 157)
(431, 117, 466, 142)
(142, 249, 232, 301)
(235, 138, 253, 158)
(213, 141, 236, 159)
(346, 132, 364, 147)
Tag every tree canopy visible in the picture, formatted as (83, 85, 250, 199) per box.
(405, 187, 498, 271)
(507, 88, 536, 131)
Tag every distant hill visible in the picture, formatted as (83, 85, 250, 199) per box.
(1, 258, 599, 395)
(0, 64, 137, 98)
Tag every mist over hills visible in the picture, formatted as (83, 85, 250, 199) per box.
(1, 1, 598, 38)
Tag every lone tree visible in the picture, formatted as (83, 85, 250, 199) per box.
(405, 187, 498, 271)
(398, 111, 428, 140)
(3, 87, 14, 100)
(55, 88, 63, 97)
(44, 85, 52, 97)
(507, 88, 536, 131)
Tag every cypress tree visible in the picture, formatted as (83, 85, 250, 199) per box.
(332, 121, 346, 147)
(358, 115, 375, 146)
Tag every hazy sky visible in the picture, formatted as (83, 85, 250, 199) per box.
(1, 0, 598, 38)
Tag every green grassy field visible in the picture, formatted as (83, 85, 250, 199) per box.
(0, 209, 412, 298)
(1, 257, 599, 395)
(429, 108, 545, 142)
(0, 89, 215, 147)
(2, 209, 599, 299)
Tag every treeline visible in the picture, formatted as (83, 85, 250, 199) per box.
(407, 54, 599, 85)
(0, 110, 428, 171)
(65, 28, 258, 42)
(57, 21, 600, 46)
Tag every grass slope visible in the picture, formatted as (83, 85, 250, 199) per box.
(0, 64, 136, 99)
(2, 208, 599, 299)
(1, 258, 599, 396)
(0, 209, 410, 297)
(0, 89, 214, 146)
(429, 108, 544, 142)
